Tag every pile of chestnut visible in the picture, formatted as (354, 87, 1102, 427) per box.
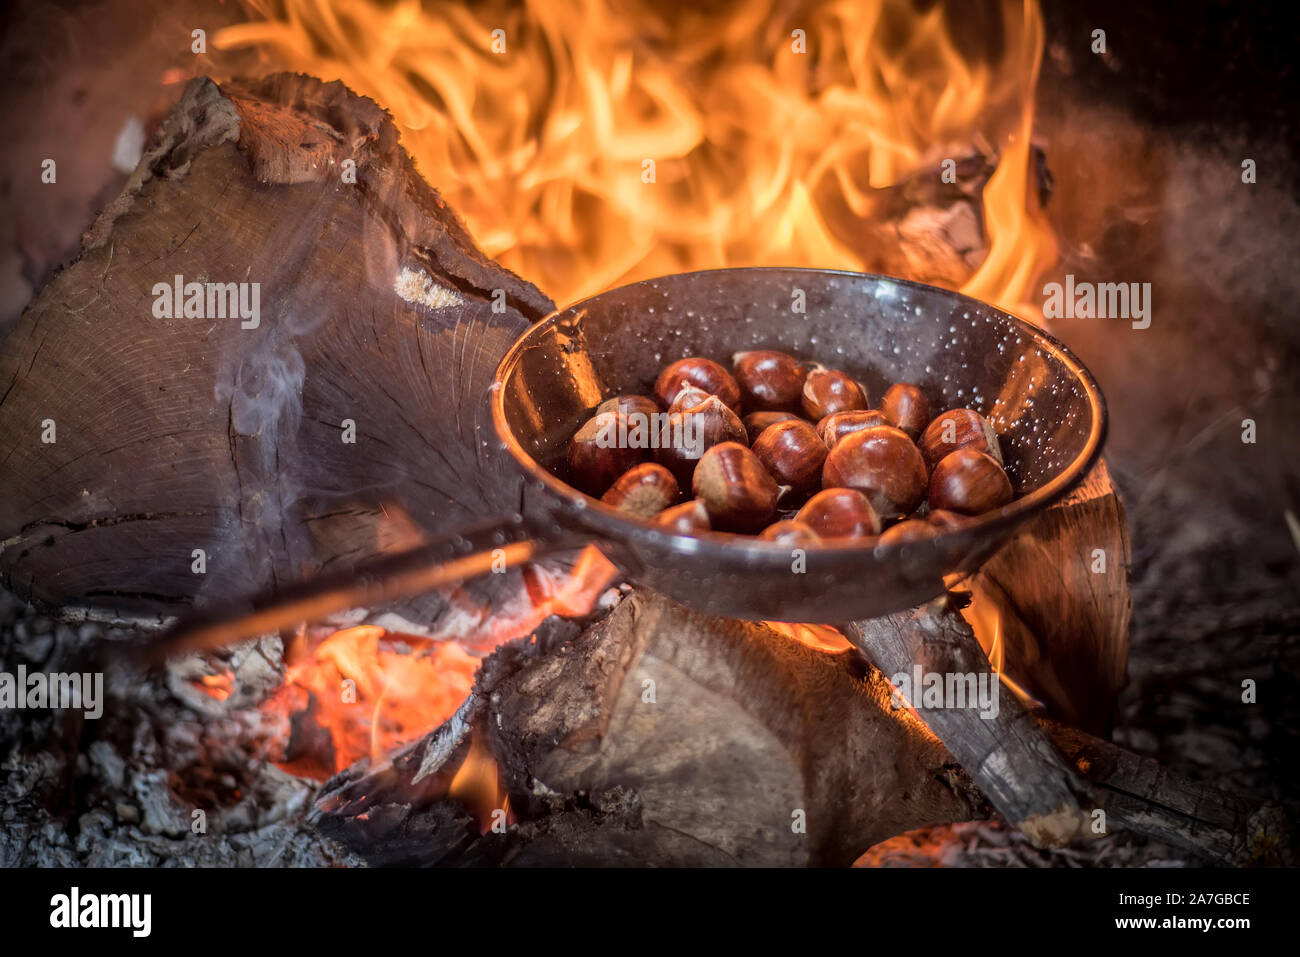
(564, 350, 1013, 546)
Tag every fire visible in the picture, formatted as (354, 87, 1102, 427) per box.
(263, 625, 480, 778)
(959, 584, 1040, 707)
(261, 546, 616, 778)
(191, 670, 234, 702)
(223, 0, 1060, 784)
(764, 621, 852, 654)
(448, 728, 513, 834)
(217, 0, 1056, 316)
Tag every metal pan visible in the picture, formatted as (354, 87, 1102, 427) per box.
(148, 267, 1106, 657)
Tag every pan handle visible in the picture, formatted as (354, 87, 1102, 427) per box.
(135, 513, 593, 662)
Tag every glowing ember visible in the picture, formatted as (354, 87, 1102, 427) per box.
(261, 546, 617, 778)
(764, 621, 852, 654)
(216, 0, 1056, 316)
(263, 625, 479, 778)
(190, 670, 234, 701)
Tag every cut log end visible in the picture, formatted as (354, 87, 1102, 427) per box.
(0, 74, 553, 619)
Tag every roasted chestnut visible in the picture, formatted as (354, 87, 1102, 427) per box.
(743, 410, 800, 444)
(758, 519, 823, 547)
(566, 351, 1020, 540)
(655, 357, 741, 412)
(600, 462, 680, 518)
(751, 419, 827, 499)
(879, 383, 932, 441)
(692, 442, 781, 532)
(816, 409, 888, 448)
(879, 519, 939, 546)
(566, 412, 648, 496)
(795, 364, 868, 421)
(597, 394, 662, 419)
(927, 448, 1013, 515)
(732, 350, 808, 413)
(654, 394, 747, 483)
(668, 384, 712, 413)
(918, 408, 1002, 470)
(654, 499, 712, 533)
(801, 366, 869, 421)
(795, 487, 881, 540)
(821, 425, 928, 520)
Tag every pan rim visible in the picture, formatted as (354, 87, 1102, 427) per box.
(490, 266, 1107, 562)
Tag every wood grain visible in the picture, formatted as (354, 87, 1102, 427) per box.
(0, 75, 553, 618)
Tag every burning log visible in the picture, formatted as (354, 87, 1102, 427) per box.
(842, 461, 1132, 846)
(967, 460, 1131, 735)
(829, 461, 1129, 847)
(0, 74, 552, 620)
(315, 591, 984, 867)
(844, 597, 1092, 848)
(314, 589, 1287, 867)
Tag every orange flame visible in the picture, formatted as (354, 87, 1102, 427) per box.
(263, 625, 479, 777)
(959, 585, 1040, 707)
(763, 621, 852, 654)
(448, 729, 513, 834)
(261, 546, 617, 778)
(217, 0, 1055, 316)
(191, 670, 234, 701)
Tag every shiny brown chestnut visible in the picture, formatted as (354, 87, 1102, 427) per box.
(801, 366, 869, 421)
(597, 394, 662, 419)
(743, 410, 800, 444)
(668, 384, 712, 413)
(566, 412, 648, 496)
(692, 442, 781, 533)
(655, 357, 741, 412)
(654, 394, 747, 484)
(918, 408, 1002, 470)
(879, 519, 939, 546)
(751, 419, 828, 499)
(927, 448, 1013, 515)
(600, 462, 679, 518)
(879, 383, 932, 441)
(732, 350, 808, 413)
(758, 519, 823, 547)
(654, 499, 712, 534)
(795, 487, 881, 541)
(822, 425, 929, 520)
(816, 409, 888, 448)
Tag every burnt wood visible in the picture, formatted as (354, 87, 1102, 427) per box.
(315, 590, 1285, 867)
(844, 597, 1093, 847)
